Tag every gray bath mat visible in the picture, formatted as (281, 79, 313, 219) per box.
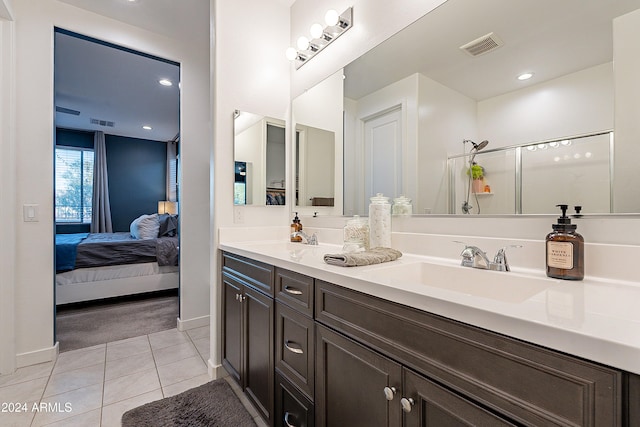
(122, 379, 257, 427)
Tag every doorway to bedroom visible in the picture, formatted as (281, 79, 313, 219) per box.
(53, 29, 181, 352)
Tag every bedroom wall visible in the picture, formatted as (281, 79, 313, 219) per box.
(8, 0, 210, 368)
(55, 128, 168, 234)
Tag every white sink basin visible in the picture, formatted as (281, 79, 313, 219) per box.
(361, 262, 553, 303)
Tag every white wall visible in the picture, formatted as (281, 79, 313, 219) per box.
(478, 63, 613, 147)
(0, 0, 16, 375)
(7, 0, 210, 368)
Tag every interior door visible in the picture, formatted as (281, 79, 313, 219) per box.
(364, 106, 403, 213)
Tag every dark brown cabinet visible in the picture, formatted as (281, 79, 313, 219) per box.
(222, 253, 275, 425)
(221, 252, 639, 427)
(315, 324, 402, 427)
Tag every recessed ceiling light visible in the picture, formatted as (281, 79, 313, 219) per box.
(158, 79, 173, 86)
(142, 125, 152, 130)
(518, 72, 534, 81)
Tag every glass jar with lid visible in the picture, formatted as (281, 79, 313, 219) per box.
(369, 193, 392, 248)
(392, 195, 413, 216)
(343, 215, 369, 252)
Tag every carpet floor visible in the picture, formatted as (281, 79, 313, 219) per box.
(122, 378, 256, 427)
(56, 293, 179, 352)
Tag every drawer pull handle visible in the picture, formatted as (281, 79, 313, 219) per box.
(284, 412, 297, 427)
(401, 397, 415, 413)
(383, 386, 397, 401)
(284, 340, 304, 354)
(284, 286, 303, 295)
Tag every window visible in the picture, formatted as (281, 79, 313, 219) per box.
(55, 147, 94, 223)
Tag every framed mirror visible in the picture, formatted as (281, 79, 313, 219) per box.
(312, 0, 640, 215)
(292, 70, 344, 214)
(233, 110, 286, 206)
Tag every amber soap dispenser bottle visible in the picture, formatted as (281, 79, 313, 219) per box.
(546, 204, 584, 280)
(290, 212, 302, 242)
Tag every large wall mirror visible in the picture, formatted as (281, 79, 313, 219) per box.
(233, 110, 286, 206)
(293, 0, 640, 216)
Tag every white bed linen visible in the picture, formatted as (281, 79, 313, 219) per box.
(56, 262, 178, 286)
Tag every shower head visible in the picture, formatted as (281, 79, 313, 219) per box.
(463, 139, 489, 152)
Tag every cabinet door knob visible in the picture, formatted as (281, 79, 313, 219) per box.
(240, 294, 246, 302)
(235, 293, 240, 301)
(284, 412, 297, 427)
(383, 386, 397, 401)
(284, 286, 303, 295)
(400, 397, 415, 413)
(284, 340, 304, 354)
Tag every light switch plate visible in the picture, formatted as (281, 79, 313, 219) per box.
(23, 204, 39, 222)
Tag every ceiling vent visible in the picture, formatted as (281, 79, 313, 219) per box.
(460, 32, 504, 57)
(56, 106, 81, 116)
(90, 118, 115, 128)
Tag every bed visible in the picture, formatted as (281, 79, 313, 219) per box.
(55, 214, 179, 305)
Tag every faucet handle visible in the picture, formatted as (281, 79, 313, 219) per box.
(492, 245, 522, 272)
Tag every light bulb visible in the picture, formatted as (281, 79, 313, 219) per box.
(285, 47, 297, 61)
(518, 72, 534, 80)
(297, 36, 310, 51)
(325, 9, 339, 26)
(158, 79, 172, 86)
(310, 23, 323, 39)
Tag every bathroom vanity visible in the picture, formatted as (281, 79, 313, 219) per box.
(219, 243, 640, 426)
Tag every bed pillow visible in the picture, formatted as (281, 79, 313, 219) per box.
(158, 214, 178, 237)
(130, 214, 160, 240)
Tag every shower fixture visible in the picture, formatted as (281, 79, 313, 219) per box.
(461, 139, 489, 214)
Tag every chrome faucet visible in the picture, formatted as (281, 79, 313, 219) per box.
(292, 231, 318, 245)
(455, 242, 521, 272)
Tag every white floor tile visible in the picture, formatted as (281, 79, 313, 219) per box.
(0, 410, 35, 427)
(53, 347, 105, 375)
(103, 367, 161, 406)
(156, 355, 207, 387)
(106, 336, 151, 362)
(0, 362, 54, 388)
(0, 376, 48, 404)
(32, 383, 103, 426)
(105, 350, 155, 381)
(185, 325, 209, 340)
(148, 328, 190, 351)
(161, 373, 211, 397)
(100, 389, 163, 427)
(44, 363, 104, 398)
(39, 408, 101, 427)
(153, 341, 198, 367)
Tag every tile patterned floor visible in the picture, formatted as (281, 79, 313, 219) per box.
(0, 327, 267, 427)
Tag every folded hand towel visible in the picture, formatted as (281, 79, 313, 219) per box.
(323, 247, 403, 267)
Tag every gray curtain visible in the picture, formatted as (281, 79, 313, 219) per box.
(91, 131, 113, 233)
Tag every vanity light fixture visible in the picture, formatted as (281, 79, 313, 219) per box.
(286, 7, 353, 69)
(518, 72, 534, 80)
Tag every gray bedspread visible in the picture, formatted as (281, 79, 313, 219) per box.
(73, 232, 178, 269)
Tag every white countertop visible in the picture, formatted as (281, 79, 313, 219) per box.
(219, 240, 640, 375)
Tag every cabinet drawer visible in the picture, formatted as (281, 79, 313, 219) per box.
(276, 302, 314, 400)
(222, 252, 274, 296)
(316, 280, 622, 426)
(275, 268, 313, 317)
(275, 371, 314, 427)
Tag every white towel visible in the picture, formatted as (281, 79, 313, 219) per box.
(323, 247, 402, 267)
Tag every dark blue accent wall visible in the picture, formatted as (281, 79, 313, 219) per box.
(106, 135, 166, 232)
(55, 128, 166, 233)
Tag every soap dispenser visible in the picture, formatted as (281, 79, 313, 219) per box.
(290, 212, 302, 242)
(546, 204, 584, 280)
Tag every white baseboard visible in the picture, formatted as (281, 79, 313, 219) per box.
(208, 359, 228, 379)
(17, 341, 59, 368)
(177, 314, 209, 331)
